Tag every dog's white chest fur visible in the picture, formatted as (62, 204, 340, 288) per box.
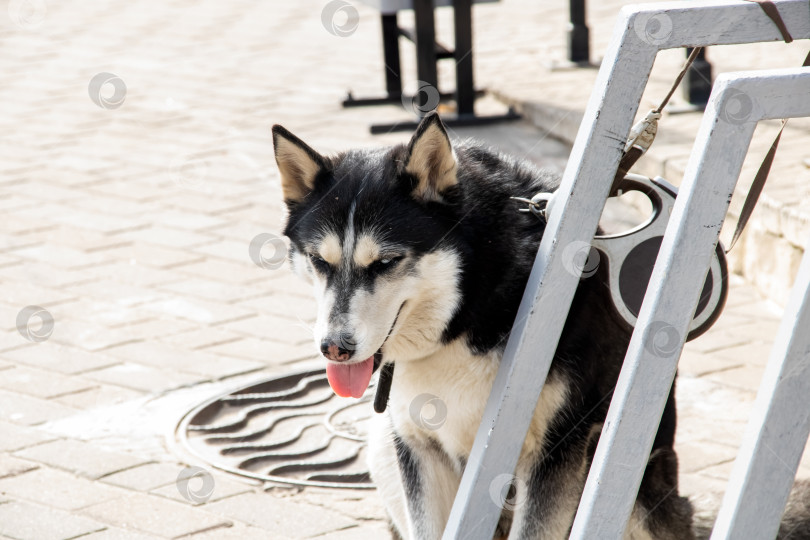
(387, 338, 568, 463)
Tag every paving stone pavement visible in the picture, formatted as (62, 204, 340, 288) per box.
(0, 1, 808, 539)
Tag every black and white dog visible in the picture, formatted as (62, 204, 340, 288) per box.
(271, 113, 808, 539)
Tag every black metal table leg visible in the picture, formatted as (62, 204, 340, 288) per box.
(368, 0, 520, 134)
(414, 0, 438, 96)
(343, 14, 403, 107)
(683, 47, 712, 108)
(568, 0, 590, 63)
(668, 47, 713, 114)
(454, 0, 475, 118)
(381, 14, 402, 101)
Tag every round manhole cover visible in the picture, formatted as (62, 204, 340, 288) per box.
(175, 368, 374, 489)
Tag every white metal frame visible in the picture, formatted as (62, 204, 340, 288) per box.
(573, 68, 810, 540)
(442, 1, 810, 538)
(713, 190, 810, 538)
(709, 104, 810, 537)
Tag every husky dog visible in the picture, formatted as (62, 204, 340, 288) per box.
(271, 113, 806, 539)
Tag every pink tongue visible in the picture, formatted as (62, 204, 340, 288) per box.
(326, 356, 375, 398)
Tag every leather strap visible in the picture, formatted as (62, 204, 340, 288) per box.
(728, 50, 810, 251)
(744, 0, 793, 43)
(374, 362, 394, 413)
(728, 121, 786, 250)
(612, 146, 645, 195)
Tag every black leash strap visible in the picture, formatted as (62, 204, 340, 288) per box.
(374, 362, 394, 413)
(728, 48, 810, 251)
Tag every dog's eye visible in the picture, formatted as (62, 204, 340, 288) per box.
(309, 254, 331, 273)
(370, 256, 402, 273)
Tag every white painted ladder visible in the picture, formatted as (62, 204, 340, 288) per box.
(442, 1, 810, 538)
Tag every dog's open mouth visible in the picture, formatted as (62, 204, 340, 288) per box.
(324, 303, 405, 399)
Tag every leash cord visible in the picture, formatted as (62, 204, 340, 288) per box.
(609, 50, 702, 194)
(655, 47, 703, 114)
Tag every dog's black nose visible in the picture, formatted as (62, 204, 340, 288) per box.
(320, 340, 352, 362)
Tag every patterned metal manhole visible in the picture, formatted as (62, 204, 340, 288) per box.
(175, 368, 374, 489)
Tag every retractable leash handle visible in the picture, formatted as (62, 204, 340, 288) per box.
(592, 174, 729, 341)
(513, 173, 729, 341)
(590, 45, 732, 339)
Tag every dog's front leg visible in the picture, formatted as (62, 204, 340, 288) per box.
(368, 412, 461, 540)
(506, 437, 592, 540)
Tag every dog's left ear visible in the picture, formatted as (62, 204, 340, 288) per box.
(272, 125, 328, 204)
(405, 112, 457, 202)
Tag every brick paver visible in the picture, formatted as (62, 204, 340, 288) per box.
(0, 421, 56, 452)
(0, 467, 125, 510)
(205, 492, 357, 538)
(80, 492, 232, 538)
(0, 456, 38, 480)
(14, 439, 149, 480)
(100, 462, 188, 492)
(0, 1, 807, 538)
(0, 500, 106, 540)
(149, 473, 253, 506)
(0, 390, 77, 426)
(78, 529, 164, 540)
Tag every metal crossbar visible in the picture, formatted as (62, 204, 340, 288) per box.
(442, 1, 810, 538)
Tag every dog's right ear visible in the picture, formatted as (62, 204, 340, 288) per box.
(272, 125, 327, 204)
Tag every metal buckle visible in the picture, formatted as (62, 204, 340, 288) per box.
(511, 192, 553, 219)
